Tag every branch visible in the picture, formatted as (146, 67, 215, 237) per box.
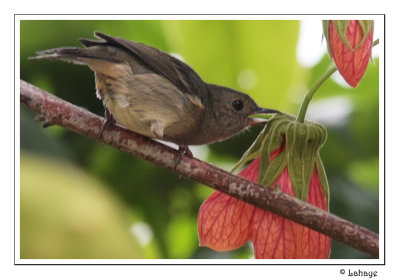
(20, 80, 379, 258)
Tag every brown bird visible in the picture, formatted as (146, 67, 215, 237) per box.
(34, 32, 279, 163)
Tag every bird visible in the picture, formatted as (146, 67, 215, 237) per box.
(33, 31, 280, 164)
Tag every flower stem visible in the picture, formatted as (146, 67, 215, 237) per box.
(296, 65, 337, 123)
(296, 38, 380, 123)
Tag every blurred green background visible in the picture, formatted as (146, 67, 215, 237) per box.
(19, 20, 379, 259)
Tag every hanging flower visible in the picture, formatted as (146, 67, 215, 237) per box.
(323, 20, 374, 87)
(198, 114, 331, 258)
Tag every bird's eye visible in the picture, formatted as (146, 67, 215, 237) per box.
(232, 99, 244, 111)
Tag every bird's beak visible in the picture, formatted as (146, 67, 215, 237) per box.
(248, 107, 280, 125)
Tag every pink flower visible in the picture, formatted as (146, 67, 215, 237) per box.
(198, 146, 331, 258)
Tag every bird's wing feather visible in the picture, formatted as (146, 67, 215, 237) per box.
(80, 32, 209, 102)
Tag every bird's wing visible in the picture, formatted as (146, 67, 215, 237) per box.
(80, 31, 209, 102)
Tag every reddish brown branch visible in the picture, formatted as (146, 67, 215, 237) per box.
(20, 80, 379, 258)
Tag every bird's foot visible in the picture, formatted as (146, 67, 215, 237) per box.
(100, 108, 116, 140)
(174, 145, 193, 169)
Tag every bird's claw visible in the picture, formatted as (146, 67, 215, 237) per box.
(100, 108, 115, 140)
(174, 145, 193, 169)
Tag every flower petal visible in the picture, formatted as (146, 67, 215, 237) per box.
(251, 208, 298, 258)
(251, 167, 331, 258)
(198, 154, 331, 258)
(197, 159, 261, 251)
(198, 191, 255, 251)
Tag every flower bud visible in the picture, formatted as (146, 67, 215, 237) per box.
(323, 20, 374, 87)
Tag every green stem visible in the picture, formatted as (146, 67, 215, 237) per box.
(296, 38, 380, 123)
(296, 65, 337, 123)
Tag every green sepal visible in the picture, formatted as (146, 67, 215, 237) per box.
(258, 115, 292, 182)
(332, 20, 352, 50)
(233, 113, 329, 204)
(231, 114, 293, 175)
(286, 121, 327, 201)
(356, 20, 374, 50)
(260, 149, 288, 186)
(286, 122, 314, 200)
(323, 20, 374, 58)
(231, 121, 269, 173)
(316, 153, 330, 211)
(322, 20, 332, 59)
(332, 20, 374, 51)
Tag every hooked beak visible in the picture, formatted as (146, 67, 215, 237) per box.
(248, 107, 280, 125)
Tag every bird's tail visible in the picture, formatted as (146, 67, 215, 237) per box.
(31, 46, 113, 66)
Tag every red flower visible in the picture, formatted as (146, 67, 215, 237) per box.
(326, 20, 373, 87)
(198, 150, 331, 258)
